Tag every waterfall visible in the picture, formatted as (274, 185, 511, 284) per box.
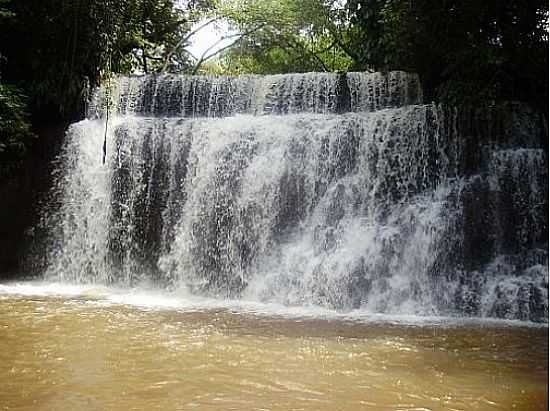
(40, 71, 548, 321)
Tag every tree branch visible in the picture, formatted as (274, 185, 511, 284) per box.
(325, 23, 361, 64)
(161, 17, 222, 72)
(191, 23, 268, 74)
(282, 36, 330, 72)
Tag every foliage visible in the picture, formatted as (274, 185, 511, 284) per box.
(344, 0, 549, 110)
(0, 0, 34, 178)
(204, 0, 354, 74)
(0, 0, 211, 121)
(0, 0, 13, 20)
(0, 83, 35, 176)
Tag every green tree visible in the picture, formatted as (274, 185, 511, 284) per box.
(191, 0, 354, 74)
(0, 84, 34, 170)
(0, 0, 214, 179)
(0, 0, 35, 178)
(345, 0, 549, 110)
(0, 0, 211, 122)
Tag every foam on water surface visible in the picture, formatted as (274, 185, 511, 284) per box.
(1, 282, 546, 329)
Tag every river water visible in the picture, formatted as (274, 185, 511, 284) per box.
(0, 284, 546, 411)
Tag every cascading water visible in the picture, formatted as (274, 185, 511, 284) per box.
(39, 71, 548, 322)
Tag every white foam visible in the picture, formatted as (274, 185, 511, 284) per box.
(0, 281, 545, 328)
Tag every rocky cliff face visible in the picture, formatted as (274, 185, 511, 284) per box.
(0, 123, 68, 279)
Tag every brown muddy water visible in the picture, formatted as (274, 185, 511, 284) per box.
(0, 285, 547, 411)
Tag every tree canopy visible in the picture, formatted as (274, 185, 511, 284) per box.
(343, 0, 549, 110)
(0, 0, 213, 121)
(209, 0, 355, 74)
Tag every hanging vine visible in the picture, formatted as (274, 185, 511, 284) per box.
(102, 57, 112, 165)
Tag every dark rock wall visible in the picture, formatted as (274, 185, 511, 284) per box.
(0, 123, 67, 279)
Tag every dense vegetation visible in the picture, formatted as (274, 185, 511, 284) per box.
(0, 0, 209, 174)
(0, 0, 548, 176)
(0, 83, 34, 177)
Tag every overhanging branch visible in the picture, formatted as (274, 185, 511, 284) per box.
(191, 22, 268, 74)
(161, 17, 222, 72)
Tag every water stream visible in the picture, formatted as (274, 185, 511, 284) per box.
(0, 284, 547, 411)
